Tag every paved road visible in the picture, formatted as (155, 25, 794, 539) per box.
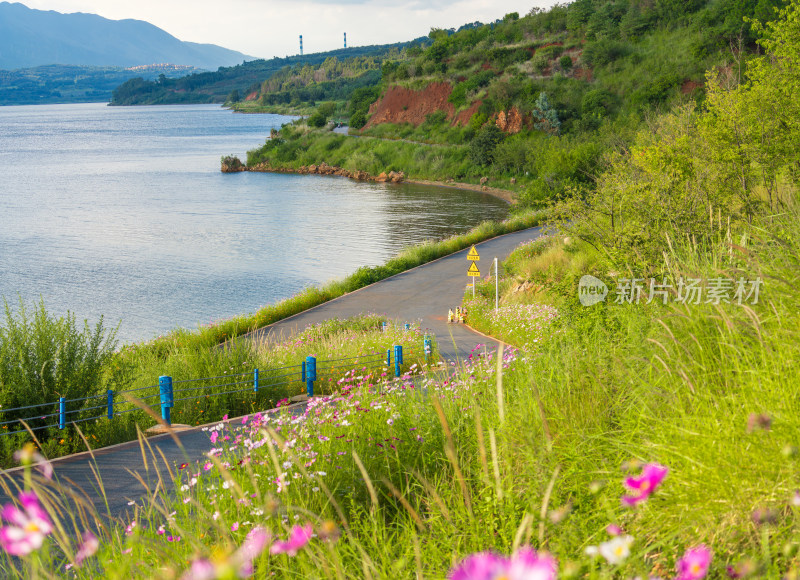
(241, 225, 544, 360)
(0, 226, 544, 524)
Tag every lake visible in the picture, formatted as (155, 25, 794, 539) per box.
(0, 103, 509, 344)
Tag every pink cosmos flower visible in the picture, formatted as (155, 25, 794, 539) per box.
(622, 463, 668, 506)
(180, 558, 216, 580)
(448, 548, 557, 580)
(234, 526, 271, 576)
(676, 545, 711, 580)
(242, 415, 249, 425)
(231, 522, 239, 532)
(210, 431, 219, 444)
(0, 491, 54, 556)
(75, 531, 99, 566)
(270, 524, 313, 556)
(204, 462, 213, 472)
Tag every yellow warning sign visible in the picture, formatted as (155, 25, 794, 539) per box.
(467, 245, 480, 261)
(467, 262, 481, 277)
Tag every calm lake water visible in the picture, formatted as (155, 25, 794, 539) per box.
(0, 103, 508, 344)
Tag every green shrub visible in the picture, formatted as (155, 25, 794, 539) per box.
(582, 39, 631, 66)
(0, 299, 121, 442)
(468, 123, 506, 166)
(307, 112, 327, 128)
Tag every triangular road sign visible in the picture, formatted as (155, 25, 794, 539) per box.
(467, 245, 480, 261)
(467, 262, 481, 277)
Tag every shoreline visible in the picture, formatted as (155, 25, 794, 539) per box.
(226, 162, 519, 205)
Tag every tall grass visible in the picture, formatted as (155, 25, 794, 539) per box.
(4, 211, 799, 578)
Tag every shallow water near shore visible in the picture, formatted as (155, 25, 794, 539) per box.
(0, 103, 508, 344)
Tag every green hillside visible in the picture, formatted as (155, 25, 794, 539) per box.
(109, 39, 427, 106)
(244, 0, 787, 209)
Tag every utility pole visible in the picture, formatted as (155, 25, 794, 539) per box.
(299, 35, 303, 56)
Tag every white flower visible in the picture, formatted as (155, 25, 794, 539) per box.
(598, 535, 634, 564)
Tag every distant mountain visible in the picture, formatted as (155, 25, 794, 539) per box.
(0, 2, 256, 71)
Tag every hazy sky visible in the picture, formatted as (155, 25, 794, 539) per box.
(22, 0, 557, 59)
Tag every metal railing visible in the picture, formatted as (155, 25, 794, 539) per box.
(0, 333, 435, 434)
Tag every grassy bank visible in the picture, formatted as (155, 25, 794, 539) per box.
(143, 209, 544, 354)
(245, 126, 526, 193)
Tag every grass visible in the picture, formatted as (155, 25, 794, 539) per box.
(0, 315, 434, 469)
(3, 208, 800, 577)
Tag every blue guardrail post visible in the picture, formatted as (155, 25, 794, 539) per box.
(159, 375, 174, 425)
(254, 368, 259, 393)
(405, 323, 410, 330)
(394, 345, 403, 377)
(107, 390, 114, 420)
(424, 335, 432, 363)
(305, 356, 316, 397)
(58, 397, 66, 430)
(386, 349, 391, 368)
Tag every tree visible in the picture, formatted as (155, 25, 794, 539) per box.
(469, 122, 505, 166)
(533, 92, 561, 135)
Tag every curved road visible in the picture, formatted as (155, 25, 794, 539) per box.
(1, 226, 544, 522)
(241, 225, 544, 360)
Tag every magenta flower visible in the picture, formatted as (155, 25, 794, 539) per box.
(234, 526, 271, 576)
(448, 548, 557, 580)
(676, 545, 711, 580)
(75, 531, 99, 566)
(622, 463, 668, 506)
(0, 491, 54, 556)
(210, 431, 219, 444)
(448, 552, 506, 580)
(180, 558, 216, 580)
(270, 524, 313, 556)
